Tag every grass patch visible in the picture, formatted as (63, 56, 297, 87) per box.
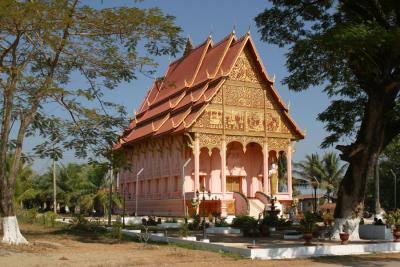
(168, 242, 243, 260)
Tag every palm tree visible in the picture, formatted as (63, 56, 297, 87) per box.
(293, 153, 323, 184)
(294, 152, 346, 203)
(318, 152, 347, 202)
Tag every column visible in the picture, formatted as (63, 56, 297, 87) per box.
(221, 138, 226, 196)
(194, 133, 200, 193)
(263, 141, 269, 194)
(287, 141, 293, 196)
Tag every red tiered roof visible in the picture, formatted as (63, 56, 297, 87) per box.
(115, 32, 304, 149)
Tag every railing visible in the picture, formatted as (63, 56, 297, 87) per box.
(233, 191, 250, 215)
(255, 191, 271, 205)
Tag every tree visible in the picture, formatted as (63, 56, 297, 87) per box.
(365, 136, 400, 212)
(0, 0, 183, 244)
(256, 1, 400, 237)
(293, 153, 322, 185)
(318, 152, 347, 202)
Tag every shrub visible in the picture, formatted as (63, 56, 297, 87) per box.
(165, 218, 178, 223)
(188, 213, 201, 230)
(261, 213, 279, 227)
(17, 208, 38, 224)
(180, 222, 189, 237)
(110, 216, 122, 241)
(232, 215, 258, 229)
(215, 218, 229, 227)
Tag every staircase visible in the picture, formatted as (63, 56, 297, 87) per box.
(248, 199, 265, 218)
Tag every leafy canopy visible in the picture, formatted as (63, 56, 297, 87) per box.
(0, 0, 184, 163)
(255, 0, 400, 148)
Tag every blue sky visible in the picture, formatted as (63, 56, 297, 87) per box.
(27, 0, 338, 173)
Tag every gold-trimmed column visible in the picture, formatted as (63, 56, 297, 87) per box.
(221, 137, 226, 196)
(194, 133, 200, 193)
(263, 141, 269, 194)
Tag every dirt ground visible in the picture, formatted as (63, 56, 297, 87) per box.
(1, 224, 400, 267)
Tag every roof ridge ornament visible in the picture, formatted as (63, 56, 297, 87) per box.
(272, 74, 276, 83)
(184, 79, 190, 87)
(206, 69, 213, 79)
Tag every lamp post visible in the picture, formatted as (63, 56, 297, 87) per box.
(196, 187, 211, 240)
(182, 158, 192, 218)
(135, 168, 144, 216)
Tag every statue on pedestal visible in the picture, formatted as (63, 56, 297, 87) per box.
(269, 163, 278, 195)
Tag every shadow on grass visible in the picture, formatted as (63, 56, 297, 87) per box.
(310, 254, 400, 267)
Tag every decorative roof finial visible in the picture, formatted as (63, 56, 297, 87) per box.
(232, 24, 236, 35)
(183, 36, 193, 57)
(272, 74, 276, 83)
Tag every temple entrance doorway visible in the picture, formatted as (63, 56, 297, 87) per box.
(226, 176, 242, 193)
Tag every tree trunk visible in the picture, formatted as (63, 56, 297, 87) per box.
(1, 109, 37, 245)
(374, 160, 383, 217)
(333, 90, 395, 240)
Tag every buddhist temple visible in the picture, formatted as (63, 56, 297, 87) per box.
(114, 32, 304, 218)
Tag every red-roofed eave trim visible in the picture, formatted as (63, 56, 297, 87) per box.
(284, 110, 305, 140)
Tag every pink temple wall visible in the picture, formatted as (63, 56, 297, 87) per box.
(117, 135, 293, 216)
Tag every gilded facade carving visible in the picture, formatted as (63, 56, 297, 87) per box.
(198, 133, 221, 150)
(196, 108, 223, 129)
(265, 111, 280, 132)
(225, 135, 264, 147)
(225, 110, 245, 131)
(246, 111, 264, 132)
(265, 89, 274, 109)
(280, 117, 291, 134)
(268, 137, 289, 152)
(224, 85, 264, 108)
(212, 88, 223, 104)
(229, 50, 261, 83)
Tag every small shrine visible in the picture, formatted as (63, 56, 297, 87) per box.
(114, 31, 304, 217)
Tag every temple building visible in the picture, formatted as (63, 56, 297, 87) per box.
(114, 32, 304, 217)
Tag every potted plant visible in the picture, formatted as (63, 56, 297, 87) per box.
(322, 210, 334, 226)
(300, 212, 317, 246)
(384, 209, 400, 242)
(339, 223, 350, 245)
